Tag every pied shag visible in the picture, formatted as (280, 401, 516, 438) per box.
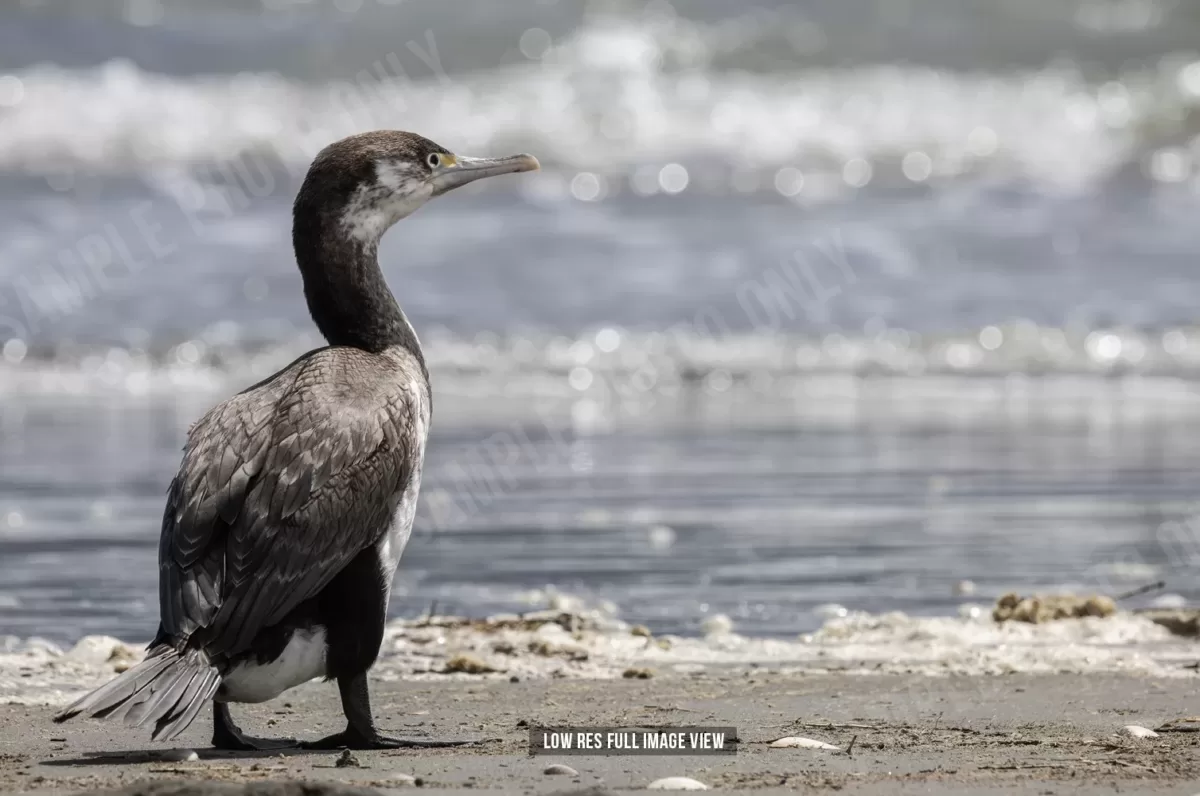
(54, 131, 539, 750)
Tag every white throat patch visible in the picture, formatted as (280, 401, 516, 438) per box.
(340, 161, 433, 243)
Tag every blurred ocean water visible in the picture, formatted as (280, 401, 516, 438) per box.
(1, 0, 1200, 641)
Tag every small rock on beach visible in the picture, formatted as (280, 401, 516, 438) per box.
(543, 764, 579, 775)
(335, 750, 363, 767)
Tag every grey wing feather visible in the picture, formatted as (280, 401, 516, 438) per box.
(157, 348, 424, 658)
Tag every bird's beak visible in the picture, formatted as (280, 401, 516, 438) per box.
(428, 153, 540, 196)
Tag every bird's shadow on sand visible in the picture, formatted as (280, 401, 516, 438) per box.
(43, 738, 497, 767)
(43, 747, 344, 767)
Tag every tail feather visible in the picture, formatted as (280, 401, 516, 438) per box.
(97, 651, 183, 724)
(54, 646, 220, 740)
(113, 663, 194, 728)
(127, 665, 200, 728)
(153, 670, 220, 741)
(56, 651, 175, 721)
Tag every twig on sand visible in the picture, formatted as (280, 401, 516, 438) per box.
(1153, 716, 1200, 733)
(933, 725, 983, 735)
(978, 763, 1070, 771)
(1108, 759, 1159, 774)
(792, 721, 879, 731)
(1080, 757, 1161, 774)
(421, 600, 439, 625)
(845, 734, 857, 758)
(932, 711, 943, 732)
(643, 705, 700, 713)
(1114, 581, 1166, 601)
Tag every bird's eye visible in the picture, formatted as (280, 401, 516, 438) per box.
(427, 153, 442, 168)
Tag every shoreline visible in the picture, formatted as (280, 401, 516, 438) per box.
(6, 603, 1200, 706)
(3, 671, 1199, 795)
(3, 605, 1199, 793)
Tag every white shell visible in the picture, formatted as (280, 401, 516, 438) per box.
(1121, 725, 1159, 739)
(159, 749, 199, 762)
(647, 777, 709, 791)
(543, 764, 579, 776)
(769, 736, 840, 750)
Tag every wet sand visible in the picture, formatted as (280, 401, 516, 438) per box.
(3, 670, 1199, 795)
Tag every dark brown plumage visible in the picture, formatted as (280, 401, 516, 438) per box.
(53, 131, 538, 749)
(161, 347, 424, 656)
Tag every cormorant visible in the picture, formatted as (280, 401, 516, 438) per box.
(53, 131, 540, 750)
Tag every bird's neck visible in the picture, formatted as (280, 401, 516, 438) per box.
(292, 207, 423, 360)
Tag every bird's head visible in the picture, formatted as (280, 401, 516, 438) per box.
(296, 130, 540, 244)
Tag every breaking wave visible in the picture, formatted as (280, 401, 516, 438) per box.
(1, 10, 1199, 192)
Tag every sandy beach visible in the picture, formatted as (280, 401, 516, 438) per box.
(2, 603, 1199, 794)
(7, 609, 1200, 796)
(4, 668, 1200, 794)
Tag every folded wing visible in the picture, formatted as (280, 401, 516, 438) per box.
(158, 348, 420, 658)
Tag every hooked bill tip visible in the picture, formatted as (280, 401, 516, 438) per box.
(513, 153, 540, 172)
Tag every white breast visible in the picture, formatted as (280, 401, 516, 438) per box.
(379, 477, 419, 578)
(376, 382, 429, 594)
(218, 628, 327, 704)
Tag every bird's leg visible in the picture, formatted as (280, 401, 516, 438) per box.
(300, 672, 475, 750)
(211, 701, 297, 751)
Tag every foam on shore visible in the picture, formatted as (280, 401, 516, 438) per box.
(4, 599, 1196, 708)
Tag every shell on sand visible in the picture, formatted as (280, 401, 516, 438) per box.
(158, 749, 199, 762)
(769, 736, 840, 750)
(647, 776, 710, 790)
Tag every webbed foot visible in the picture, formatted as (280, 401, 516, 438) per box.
(212, 701, 298, 751)
(301, 727, 476, 750)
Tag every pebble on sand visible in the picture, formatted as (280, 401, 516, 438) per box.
(647, 776, 709, 791)
(158, 749, 199, 762)
(390, 773, 417, 785)
(623, 666, 655, 679)
(335, 749, 363, 768)
(769, 736, 840, 750)
(1121, 725, 1159, 739)
(543, 764, 579, 776)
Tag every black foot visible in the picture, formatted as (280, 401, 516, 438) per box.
(308, 672, 479, 750)
(301, 728, 476, 750)
(212, 701, 298, 751)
